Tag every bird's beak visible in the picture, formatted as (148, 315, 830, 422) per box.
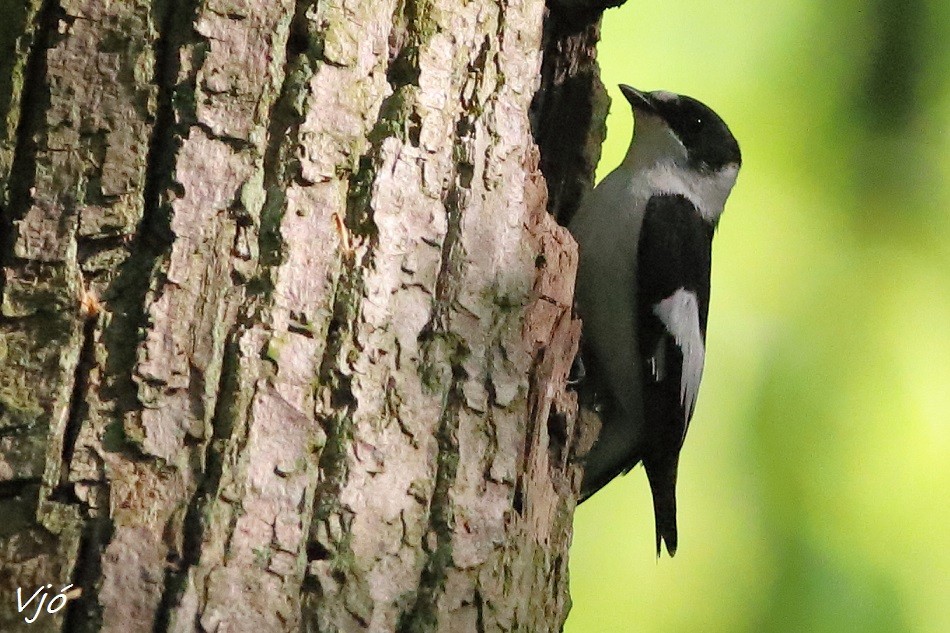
(619, 84, 656, 114)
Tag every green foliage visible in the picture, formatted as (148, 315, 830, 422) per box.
(568, 2, 950, 632)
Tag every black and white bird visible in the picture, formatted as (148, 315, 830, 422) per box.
(570, 85, 741, 556)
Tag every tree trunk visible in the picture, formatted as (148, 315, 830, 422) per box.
(0, 0, 614, 631)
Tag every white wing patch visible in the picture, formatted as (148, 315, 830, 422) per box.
(652, 288, 705, 422)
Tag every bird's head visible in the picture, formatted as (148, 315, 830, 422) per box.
(619, 85, 742, 177)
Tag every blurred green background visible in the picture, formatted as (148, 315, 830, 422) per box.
(567, 1, 950, 632)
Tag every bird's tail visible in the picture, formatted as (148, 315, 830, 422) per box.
(643, 456, 679, 557)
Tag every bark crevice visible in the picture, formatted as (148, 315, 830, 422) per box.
(0, 0, 60, 272)
(61, 516, 111, 633)
(397, 68, 485, 628)
(530, 1, 611, 225)
(60, 311, 98, 482)
(140, 0, 200, 253)
(397, 369, 463, 632)
(257, 0, 319, 273)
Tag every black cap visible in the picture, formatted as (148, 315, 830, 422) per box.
(619, 84, 742, 172)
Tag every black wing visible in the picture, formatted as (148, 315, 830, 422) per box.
(636, 193, 715, 556)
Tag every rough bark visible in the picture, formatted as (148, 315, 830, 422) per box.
(0, 0, 618, 631)
(531, 1, 612, 226)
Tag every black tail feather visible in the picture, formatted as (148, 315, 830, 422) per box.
(643, 457, 679, 557)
